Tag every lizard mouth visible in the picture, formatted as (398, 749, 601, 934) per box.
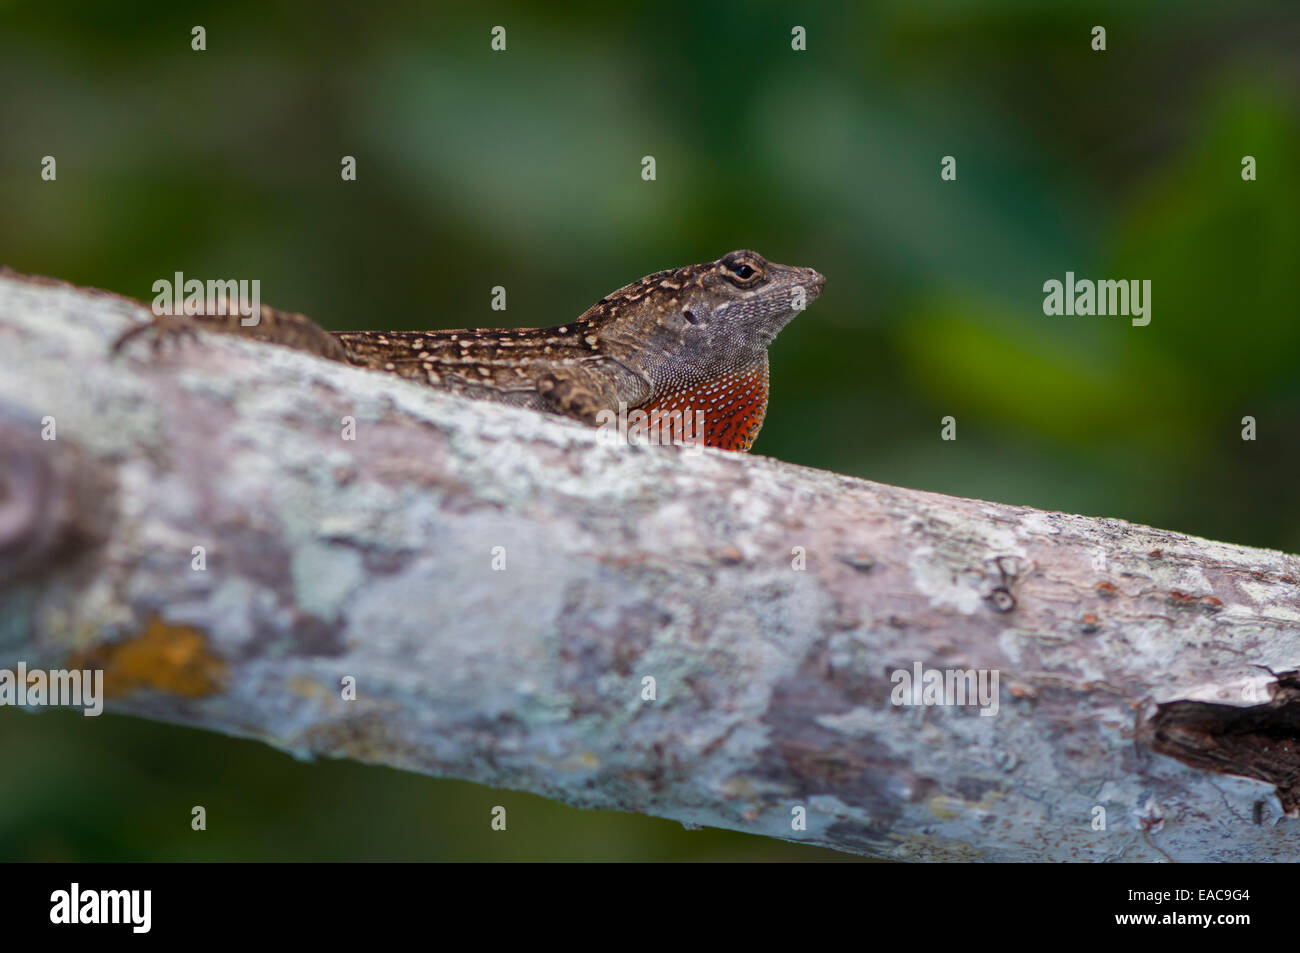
(804, 268, 826, 299)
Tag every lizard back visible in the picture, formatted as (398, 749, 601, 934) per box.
(332, 249, 825, 448)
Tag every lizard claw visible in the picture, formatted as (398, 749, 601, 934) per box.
(111, 317, 203, 358)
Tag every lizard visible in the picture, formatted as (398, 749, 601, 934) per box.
(113, 249, 824, 452)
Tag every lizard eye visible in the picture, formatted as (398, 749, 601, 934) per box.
(722, 260, 759, 286)
(720, 251, 767, 287)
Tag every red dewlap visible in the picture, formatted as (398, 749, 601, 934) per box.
(642, 363, 770, 452)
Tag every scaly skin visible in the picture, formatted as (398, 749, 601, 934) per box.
(115, 250, 825, 452)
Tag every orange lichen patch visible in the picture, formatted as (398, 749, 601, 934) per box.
(69, 616, 226, 698)
(1165, 590, 1225, 614)
(287, 675, 331, 700)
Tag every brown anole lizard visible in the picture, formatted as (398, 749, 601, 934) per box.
(114, 250, 824, 452)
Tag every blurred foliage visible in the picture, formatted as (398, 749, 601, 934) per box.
(0, 0, 1297, 860)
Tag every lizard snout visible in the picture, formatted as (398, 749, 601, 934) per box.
(803, 267, 825, 298)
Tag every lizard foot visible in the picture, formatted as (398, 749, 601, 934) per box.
(111, 315, 204, 357)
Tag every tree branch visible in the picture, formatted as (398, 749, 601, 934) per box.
(3, 269, 1299, 860)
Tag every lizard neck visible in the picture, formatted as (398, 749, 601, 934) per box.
(642, 354, 770, 452)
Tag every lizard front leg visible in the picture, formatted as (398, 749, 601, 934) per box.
(536, 366, 622, 425)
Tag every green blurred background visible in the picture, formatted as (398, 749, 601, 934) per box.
(1, 0, 1297, 860)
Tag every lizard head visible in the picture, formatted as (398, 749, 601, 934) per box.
(594, 249, 825, 381)
(575, 250, 824, 450)
(692, 249, 824, 351)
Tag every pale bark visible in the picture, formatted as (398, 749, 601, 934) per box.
(2, 269, 1299, 861)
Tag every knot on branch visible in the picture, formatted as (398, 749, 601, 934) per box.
(0, 405, 112, 585)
